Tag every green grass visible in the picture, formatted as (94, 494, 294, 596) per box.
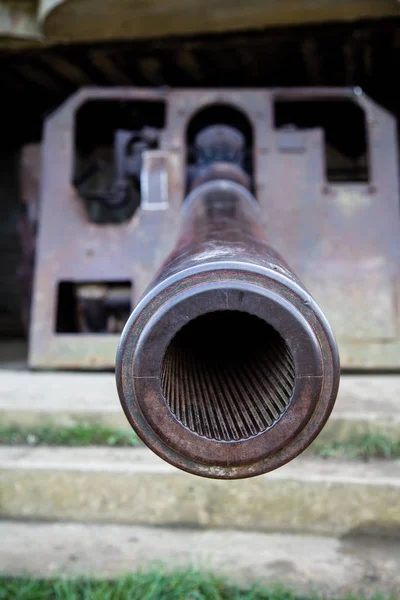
(0, 424, 140, 448)
(312, 432, 400, 460)
(0, 424, 399, 460)
(0, 569, 394, 600)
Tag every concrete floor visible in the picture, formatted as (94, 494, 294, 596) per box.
(1, 521, 399, 596)
(1, 339, 399, 595)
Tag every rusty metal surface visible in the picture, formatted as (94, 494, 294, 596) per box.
(266, 89, 400, 368)
(29, 88, 177, 368)
(116, 177, 340, 478)
(29, 87, 400, 368)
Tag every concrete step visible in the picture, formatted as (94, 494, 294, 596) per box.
(1, 446, 399, 536)
(1, 371, 399, 443)
(0, 370, 126, 429)
(1, 521, 399, 596)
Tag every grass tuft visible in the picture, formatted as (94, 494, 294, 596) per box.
(312, 433, 400, 460)
(0, 568, 395, 600)
(0, 424, 140, 448)
(1, 425, 399, 461)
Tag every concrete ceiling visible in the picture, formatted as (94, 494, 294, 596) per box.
(1, 0, 399, 48)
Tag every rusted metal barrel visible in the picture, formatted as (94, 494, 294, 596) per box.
(116, 177, 340, 479)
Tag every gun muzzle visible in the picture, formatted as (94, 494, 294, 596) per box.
(116, 178, 339, 479)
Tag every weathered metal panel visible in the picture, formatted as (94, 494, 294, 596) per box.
(28, 87, 400, 368)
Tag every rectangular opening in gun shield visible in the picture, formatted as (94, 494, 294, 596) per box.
(56, 281, 132, 334)
(74, 100, 166, 224)
(274, 99, 369, 182)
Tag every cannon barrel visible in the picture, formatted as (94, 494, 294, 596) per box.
(116, 175, 339, 479)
